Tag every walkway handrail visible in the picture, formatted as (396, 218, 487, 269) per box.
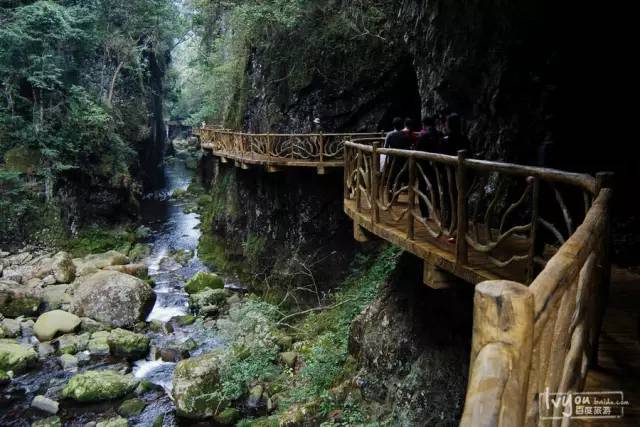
(343, 137, 612, 426)
(197, 127, 382, 168)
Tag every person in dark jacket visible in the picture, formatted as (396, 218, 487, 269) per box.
(414, 116, 443, 220)
(442, 113, 469, 155)
(384, 117, 405, 148)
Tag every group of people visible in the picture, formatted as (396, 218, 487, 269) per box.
(383, 113, 469, 155)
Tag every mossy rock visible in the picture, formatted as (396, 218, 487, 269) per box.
(96, 417, 128, 427)
(118, 398, 146, 417)
(61, 370, 139, 402)
(31, 416, 61, 427)
(174, 314, 195, 326)
(87, 331, 110, 356)
(4, 146, 41, 174)
(0, 339, 37, 373)
(172, 351, 224, 419)
(56, 333, 90, 355)
(184, 272, 224, 294)
(151, 414, 164, 427)
(214, 407, 239, 426)
(128, 244, 152, 262)
(0, 369, 10, 385)
(189, 288, 227, 313)
(107, 328, 150, 360)
(0, 291, 41, 318)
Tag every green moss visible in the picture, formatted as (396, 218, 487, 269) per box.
(175, 314, 196, 326)
(214, 407, 240, 425)
(0, 294, 41, 318)
(185, 272, 224, 294)
(32, 416, 61, 427)
(0, 340, 38, 373)
(118, 398, 146, 417)
(4, 146, 41, 174)
(107, 328, 150, 360)
(64, 227, 132, 258)
(129, 243, 152, 261)
(61, 370, 139, 402)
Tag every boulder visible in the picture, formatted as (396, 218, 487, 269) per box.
(96, 417, 128, 427)
(72, 271, 155, 328)
(279, 352, 297, 368)
(59, 353, 78, 370)
(49, 252, 76, 283)
(41, 284, 72, 311)
(184, 272, 224, 294)
(73, 251, 129, 277)
(118, 398, 146, 417)
(107, 328, 150, 360)
(214, 408, 240, 426)
(189, 288, 227, 313)
(31, 395, 59, 414)
(103, 263, 148, 279)
(0, 339, 37, 373)
(172, 351, 225, 419)
(0, 280, 41, 317)
(128, 243, 151, 262)
(80, 317, 109, 334)
(61, 370, 139, 402)
(33, 310, 81, 341)
(1, 317, 20, 338)
(56, 333, 90, 355)
(0, 369, 9, 385)
(87, 331, 111, 356)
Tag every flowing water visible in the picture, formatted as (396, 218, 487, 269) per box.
(0, 155, 226, 426)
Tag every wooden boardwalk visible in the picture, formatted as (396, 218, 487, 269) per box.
(575, 267, 640, 426)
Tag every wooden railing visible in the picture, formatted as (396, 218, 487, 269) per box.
(343, 138, 612, 426)
(196, 127, 381, 172)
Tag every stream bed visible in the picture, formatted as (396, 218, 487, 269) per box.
(0, 156, 229, 426)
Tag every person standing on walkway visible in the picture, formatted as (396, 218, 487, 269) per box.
(441, 113, 469, 155)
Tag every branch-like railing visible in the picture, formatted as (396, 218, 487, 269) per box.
(196, 127, 382, 169)
(343, 138, 612, 426)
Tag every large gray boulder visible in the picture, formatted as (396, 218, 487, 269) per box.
(73, 251, 129, 277)
(172, 351, 225, 419)
(33, 310, 81, 342)
(72, 271, 155, 328)
(61, 370, 139, 402)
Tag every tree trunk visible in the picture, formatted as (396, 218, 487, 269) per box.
(107, 60, 124, 107)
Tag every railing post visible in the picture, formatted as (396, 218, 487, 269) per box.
(267, 133, 272, 158)
(526, 176, 540, 284)
(590, 171, 614, 367)
(343, 145, 349, 200)
(371, 142, 380, 225)
(456, 150, 469, 265)
(319, 132, 324, 163)
(356, 150, 362, 213)
(407, 156, 416, 240)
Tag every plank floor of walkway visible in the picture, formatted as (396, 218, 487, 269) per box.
(344, 197, 534, 284)
(574, 267, 640, 426)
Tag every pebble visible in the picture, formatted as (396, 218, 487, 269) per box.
(59, 353, 78, 370)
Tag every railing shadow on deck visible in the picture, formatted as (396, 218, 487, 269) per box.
(195, 127, 382, 173)
(343, 137, 613, 427)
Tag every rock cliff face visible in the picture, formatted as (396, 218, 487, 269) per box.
(349, 253, 474, 426)
(199, 155, 361, 299)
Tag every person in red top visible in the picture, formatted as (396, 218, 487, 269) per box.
(402, 118, 418, 149)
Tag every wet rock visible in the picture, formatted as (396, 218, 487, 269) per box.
(172, 351, 224, 419)
(32, 416, 62, 427)
(118, 398, 146, 417)
(172, 314, 195, 326)
(31, 395, 59, 414)
(151, 414, 164, 427)
(0, 338, 37, 373)
(20, 318, 34, 337)
(73, 251, 129, 276)
(0, 280, 41, 317)
(226, 293, 241, 305)
(56, 332, 90, 355)
(103, 263, 149, 279)
(107, 328, 150, 360)
(96, 417, 128, 427)
(72, 270, 155, 328)
(149, 320, 173, 334)
(184, 272, 224, 294)
(87, 331, 111, 356)
(58, 353, 78, 370)
(34, 310, 81, 341)
(0, 369, 9, 385)
(279, 352, 297, 368)
(134, 379, 161, 396)
(158, 256, 182, 271)
(189, 288, 227, 313)
(1, 317, 20, 337)
(61, 370, 139, 402)
(199, 305, 219, 318)
(214, 408, 240, 426)
(38, 341, 55, 359)
(160, 346, 189, 363)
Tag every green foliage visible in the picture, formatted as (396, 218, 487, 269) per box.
(64, 227, 132, 257)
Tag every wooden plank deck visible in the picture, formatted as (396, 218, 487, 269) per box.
(574, 267, 640, 426)
(344, 197, 535, 285)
